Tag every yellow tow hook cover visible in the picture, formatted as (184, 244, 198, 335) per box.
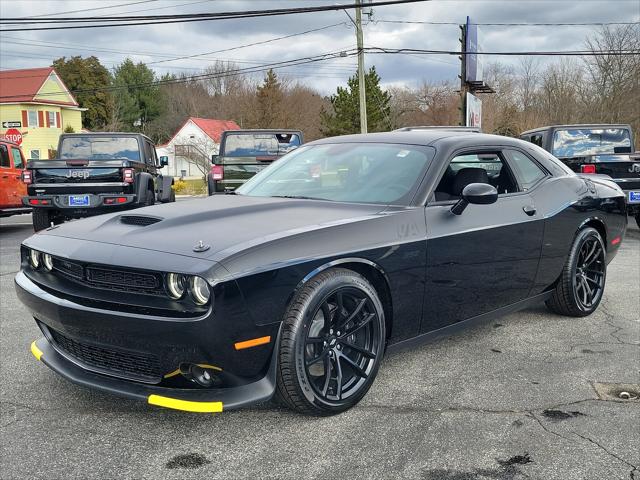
(30, 341, 43, 361)
(147, 394, 223, 413)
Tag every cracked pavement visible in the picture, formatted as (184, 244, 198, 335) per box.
(1, 213, 638, 480)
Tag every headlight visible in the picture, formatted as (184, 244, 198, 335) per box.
(42, 253, 54, 271)
(166, 273, 186, 299)
(29, 249, 41, 269)
(189, 276, 211, 305)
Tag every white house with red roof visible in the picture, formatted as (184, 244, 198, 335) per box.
(157, 117, 240, 179)
(0, 67, 85, 160)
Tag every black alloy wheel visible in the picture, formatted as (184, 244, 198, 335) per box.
(546, 227, 607, 317)
(276, 268, 385, 415)
(572, 234, 605, 310)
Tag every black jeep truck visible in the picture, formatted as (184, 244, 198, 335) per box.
(520, 124, 640, 227)
(22, 133, 175, 231)
(207, 129, 303, 194)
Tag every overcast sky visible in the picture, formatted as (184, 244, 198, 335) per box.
(0, 0, 638, 94)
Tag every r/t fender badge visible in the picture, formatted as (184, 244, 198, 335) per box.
(193, 240, 210, 252)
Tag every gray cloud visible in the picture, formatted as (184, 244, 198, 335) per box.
(0, 0, 638, 93)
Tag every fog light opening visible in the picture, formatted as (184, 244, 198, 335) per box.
(179, 363, 221, 388)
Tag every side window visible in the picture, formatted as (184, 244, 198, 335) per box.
(433, 152, 519, 201)
(506, 150, 547, 191)
(10, 147, 24, 169)
(144, 141, 155, 165)
(530, 134, 543, 147)
(30, 150, 40, 160)
(0, 145, 10, 168)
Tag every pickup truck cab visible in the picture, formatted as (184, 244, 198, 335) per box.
(0, 138, 30, 218)
(520, 124, 640, 227)
(207, 129, 303, 194)
(22, 132, 175, 231)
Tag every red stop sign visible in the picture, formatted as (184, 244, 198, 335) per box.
(4, 128, 22, 145)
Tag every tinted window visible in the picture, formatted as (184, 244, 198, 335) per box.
(10, 147, 24, 169)
(434, 152, 518, 200)
(223, 133, 301, 157)
(552, 128, 631, 157)
(507, 150, 546, 190)
(0, 145, 9, 168)
(531, 134, 543, 147)
(237, 143, 435, 205)
(59, 136, 141, 161)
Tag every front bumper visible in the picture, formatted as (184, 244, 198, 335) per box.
(23, 193, 136, 210)
(16, 271, 280, 412)
(30, 336, 278, 412)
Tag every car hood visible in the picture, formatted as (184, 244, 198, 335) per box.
(37, 195, 386, 260)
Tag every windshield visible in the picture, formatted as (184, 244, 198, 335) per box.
(552, 128, 631, 157)
(222, 132, 301, 157)
(59, 136, 141, 161)
(236, 143, 435, 205)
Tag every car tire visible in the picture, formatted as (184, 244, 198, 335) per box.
(275, 268, 386, 415)
(546, 227, 607, 317)
(32, 209, 55, 232)
(145, 188, 155, 206)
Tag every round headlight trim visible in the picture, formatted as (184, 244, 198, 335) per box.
(42, 253, 54, 271)
(29, 249, 41, 269)
(190, 276, 211, 305)
(166, 273, 186, 299)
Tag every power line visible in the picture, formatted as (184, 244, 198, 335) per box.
(24, 0, 160, 19)
(0, 0, 428, 31)
(366, 46, 640, 56)
(0, 49, 360, 100)
(374, 19, 640, 26)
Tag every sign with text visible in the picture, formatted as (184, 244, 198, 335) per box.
(466, 93, 482, 129)
(465, 16, 483, 83)
(2, 121, 21, 128)
(3, 128, 23, 145)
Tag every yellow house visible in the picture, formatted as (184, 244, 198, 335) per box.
(0, 67, 84, 160)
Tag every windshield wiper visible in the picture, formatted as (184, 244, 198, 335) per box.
(271, 195, 328, 201)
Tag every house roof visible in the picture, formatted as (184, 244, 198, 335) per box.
(0, 67, 79, 106)
(190, 117, 241, 142)
(157, 117, 241, 147)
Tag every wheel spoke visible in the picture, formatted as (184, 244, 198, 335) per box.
(580, 278, 590, 304)
(307, 337, 324, 344)
(306, 350, 327, 367)
(582, 241, 599, 266)
(585, 276, 600, 286)
(337, 298, 367, 330)
(321, 354, 332, 396)
(321, 303, 335, 330)
(334, 355, 343, 399)
(341, 340, 375, 358)
(340, 354, 368, 379)
(342, 313, 375, 337)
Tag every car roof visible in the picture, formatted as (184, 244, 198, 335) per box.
(223, 129, 302, 134)
(521, 124, 632, 135)
(309, 131, 525, 148)
(394, 126, 481, 133)
(61, 132, 154, 142)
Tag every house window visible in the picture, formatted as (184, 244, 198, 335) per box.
(48, 111, 57, 128)
(28, 111, 38, 127)
(30, 150, 40, 160)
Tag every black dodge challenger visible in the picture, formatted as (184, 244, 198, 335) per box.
(16, 131, 627, 415)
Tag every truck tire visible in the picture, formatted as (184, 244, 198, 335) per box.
(32, 209, 56, 232)
(145, 188, 155, 206)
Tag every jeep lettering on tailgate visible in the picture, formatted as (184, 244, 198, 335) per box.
(67, 170, 91, 179)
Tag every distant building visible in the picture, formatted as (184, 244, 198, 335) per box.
(157, 117, 240, 179)
(0, 67, 84, 160)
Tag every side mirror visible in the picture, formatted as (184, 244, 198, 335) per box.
(211, 155, 219, 164)
(451, 183, 498, 215)
(159, 156, 169, 167)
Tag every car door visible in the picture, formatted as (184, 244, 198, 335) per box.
(421, 148, 545, 333)
(9, 145, 27, 205)
(0, 144, 14, 208)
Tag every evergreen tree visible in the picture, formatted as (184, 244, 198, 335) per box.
(255, 69, 284, 128)
(112, 59, 162, 131)
(320, 66, 393, 136)
(52, 56, 112, 130)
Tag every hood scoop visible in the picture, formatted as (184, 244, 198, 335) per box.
(119, 215, 163, 227)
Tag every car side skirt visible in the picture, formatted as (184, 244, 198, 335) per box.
(386, 290, 553, 354)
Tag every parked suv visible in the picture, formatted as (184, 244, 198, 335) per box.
(208, 129, 303, 194)
(0, 138, 30, 218)
(521, 124, 640, 227)
(22, 133, 175, 231)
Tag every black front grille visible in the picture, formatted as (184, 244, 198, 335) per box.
(86, 267, 160, 290)
(53, 258, 83, 280)
(49, 328, 163, 383)
(120, 215, 162, 226)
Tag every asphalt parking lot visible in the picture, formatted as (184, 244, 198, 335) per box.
(1, 209, 638, 480)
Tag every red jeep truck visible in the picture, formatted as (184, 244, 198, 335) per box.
(0, 138, 30, 218)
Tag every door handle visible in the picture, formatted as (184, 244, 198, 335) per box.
(523, 205, 537, 216)
(1, 175, 8, 179)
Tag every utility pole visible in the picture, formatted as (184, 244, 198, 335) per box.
(355, 0, 367, 134)
(459, 23, 467, 127)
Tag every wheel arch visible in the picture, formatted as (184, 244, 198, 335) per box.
(293, 258, 394, 341)
(579, 217, 607, 250)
